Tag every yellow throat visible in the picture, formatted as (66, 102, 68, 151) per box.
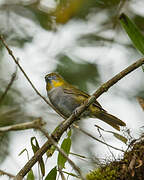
(46, 79, 65, 91)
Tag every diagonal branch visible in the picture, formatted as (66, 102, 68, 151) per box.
(14, 57, 144, 180)
(0, 35, 144, 179)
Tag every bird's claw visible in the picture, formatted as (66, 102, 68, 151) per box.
(73, 107, 81, 120)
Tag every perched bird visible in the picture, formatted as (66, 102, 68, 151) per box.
(45, 72, 126, 130)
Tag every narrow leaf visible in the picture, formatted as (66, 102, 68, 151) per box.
(57, 137, 71, 169)
(18, 148, 29, 160)
(70, 152, 86, 159)
(45, 167, 57, 180)
(27, 169, 35, 180)
(67, 129, 72, 138)
(62, 170, 79, 178)
(120, 13, 144, 55)
(31, 137, 39, 153)
(31, 137, 45, 176)
(95, 125, 127, 144)
(112, 132, 127, 144)
(18, 148, 27, 156)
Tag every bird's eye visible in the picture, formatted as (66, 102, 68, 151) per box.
(52, 75, 57, 80)
(45, 74, 58, 83)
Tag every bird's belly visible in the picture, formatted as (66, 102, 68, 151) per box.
(48, 88, 80, 118)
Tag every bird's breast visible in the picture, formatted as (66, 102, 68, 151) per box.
(48, 87, 81, 118)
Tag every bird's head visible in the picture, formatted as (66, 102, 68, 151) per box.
(45, 73, 65, 91)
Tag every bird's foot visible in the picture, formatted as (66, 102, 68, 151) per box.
(73, 107, 81, 120)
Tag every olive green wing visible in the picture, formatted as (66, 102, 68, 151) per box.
(63, 85, 104, 111)
(63, 84, 126, 131)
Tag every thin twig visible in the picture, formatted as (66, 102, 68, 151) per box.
(0, 169, 15, 178)
(137, 96, 144, 111)
(0, 35, 66, 119)
(0, 68, 17, 104)
(128, 153, 137, 171)
(58, 168, 66, 180)
(73, 124, 124, 152)
(0, 118, 45, 132)
(97, 127, 116, 160)
(62, 170, 79, 178)
(113, 0, 127, 28)
(38, 127, 85, 180)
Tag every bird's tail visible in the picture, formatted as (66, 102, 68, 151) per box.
(94, 111, 126, 131)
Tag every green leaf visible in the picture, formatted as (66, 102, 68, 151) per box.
(120, 13, 144, 55)
(18, 148, 29, 160)
(18, 148, 27, 156)
(46, 145, 56, 157)
(69, 152, 86, 159)
(67, 129, 72, 138)
(57, 137, 71, 169)
(95, 125, 127, 144)
(62, 170, 79, 178)
(31, 137, 40, 153)
(112, 132, 127, 144)
(27, 169, 35, 180)
(30, 137, 45, 176)
(45, 167, 57, 180)
(106, 130, 127, 144)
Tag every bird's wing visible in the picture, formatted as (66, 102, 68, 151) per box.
(63, 85, 105, 111)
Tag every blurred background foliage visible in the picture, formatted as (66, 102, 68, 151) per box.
(0, 83, 24, 163)
(56, 54, 100, 92)
(0, 0, 144, 175)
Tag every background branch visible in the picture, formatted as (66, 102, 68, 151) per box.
(0, 68, 17, 105)
(0, 118, 45, 132)
(73, 124, 124, 152)
(0, 169, 15, 178)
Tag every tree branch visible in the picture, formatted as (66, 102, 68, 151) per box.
(14, 57, 144, 180)
(0, 169, 15, 178)
(0, 118, 45, 132)
(0, 68, 17, 105)
(39, 127, 85, 180)
(1, 35, 144, 179)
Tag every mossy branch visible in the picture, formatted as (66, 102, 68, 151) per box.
(86, 137, 144, 180)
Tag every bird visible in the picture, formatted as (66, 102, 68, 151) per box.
(45, 72, 126, 130)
